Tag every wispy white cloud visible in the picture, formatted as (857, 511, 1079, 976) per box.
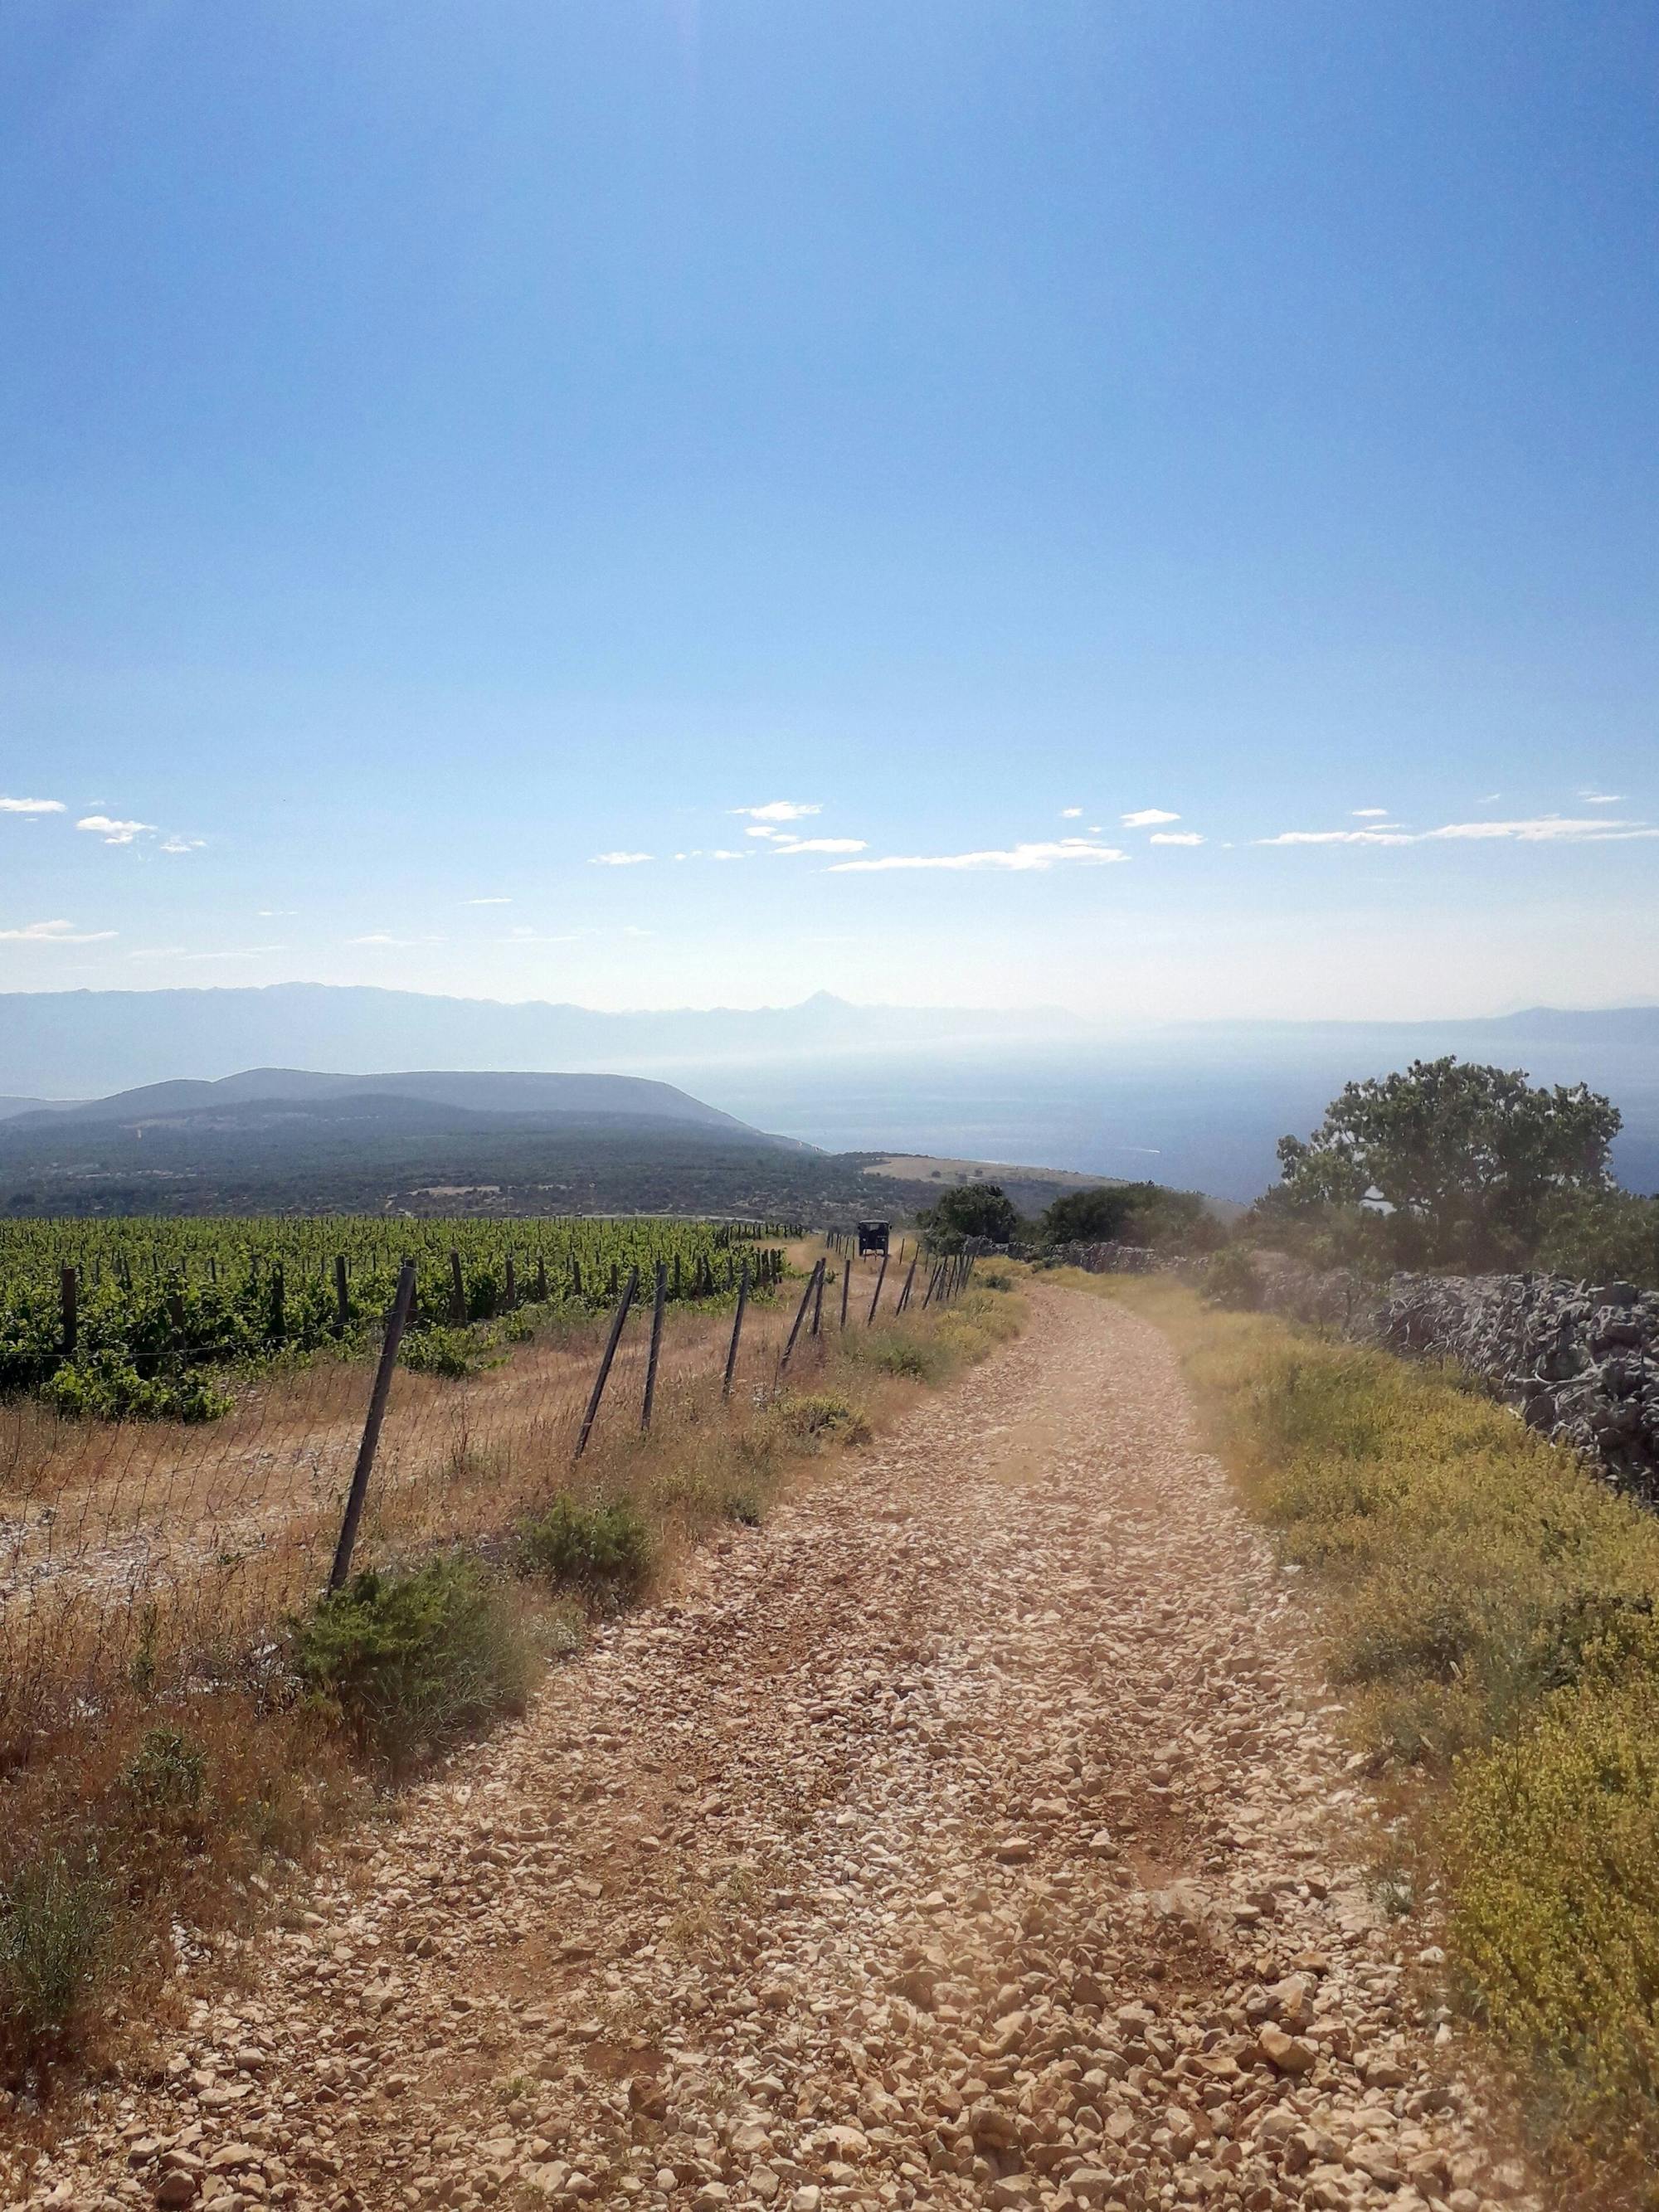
(709, 849, 748, 862)
(771, 837, 868, 855)
(129, 945, 289, 962)
(256, 908, 298, 918)
(0, 796, 64, 814)
(830, 839, 1128, 873)
(1426, 816, 1657, 843)
(347, 932, 447, 946)
(731, 800, 820, 823)
(76, 814, 153, 845)
(1121, 808, 1179, 828)
(0, 917, 116, 942)
(589, 851, 654, 866)
(1150, 831, 1205, 846)
(159, 834, 205, 854)
(1259, 828, 1416, 846)
(1059, 806, 1082, 819)
(1350, 808, 1391, 819)
(1579, 791, 1623, 805)
(1259, 815, 1659, 848)
(745, 825, 781, 839)
(464, 895, 512, 906)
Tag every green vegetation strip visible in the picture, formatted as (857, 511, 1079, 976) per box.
(0, 1214, 788, 1418)
(1070, 1273, 1659, 2184)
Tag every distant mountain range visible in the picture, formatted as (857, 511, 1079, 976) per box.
(0, 1065, 769, 1137)
(1, 986, 1654, 1202)
(0, 984, 1068, 1097)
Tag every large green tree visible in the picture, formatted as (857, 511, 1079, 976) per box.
(1272, 1056, 1621, 1266)
(917, 1181, 1021, 1251)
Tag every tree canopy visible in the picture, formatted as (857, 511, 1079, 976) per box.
(1272, 1056, 1621, 1266)
(917, 1181, 1021, 1250)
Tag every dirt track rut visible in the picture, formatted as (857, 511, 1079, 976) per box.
(19, 1288, 1520, 2212)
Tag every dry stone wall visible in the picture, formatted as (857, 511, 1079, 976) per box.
(1056, 1243, 1659, 1504)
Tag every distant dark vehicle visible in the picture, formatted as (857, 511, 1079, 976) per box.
(857, 1219, 891, 1256)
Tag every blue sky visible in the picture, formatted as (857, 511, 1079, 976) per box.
(1, 0, 1655, 1022)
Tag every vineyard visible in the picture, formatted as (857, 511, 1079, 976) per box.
(0, 1215, 794, 1421)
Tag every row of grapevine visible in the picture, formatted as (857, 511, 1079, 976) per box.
(0, 1216, 797, 1420)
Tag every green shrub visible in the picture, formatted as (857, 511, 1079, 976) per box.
(290, 1558, 533, 1771)
(120, 1728, 207, 1826)
(0, 1853, 111, 2055)
(775, 1392, 872, 1446)
(518, 1495, 654, 1605)
(1202, 1245, 1260, 1310)
(401, 1326, 496, 1378)
(41, 1354, 232, 1423)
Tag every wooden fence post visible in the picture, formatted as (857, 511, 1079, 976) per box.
(328, 1258, 417, 1591)
(722, 1257, 751, 1401)
(61, 1265, 77, 1357)
(810, 1261, 825, 1338)
(575, 1268, 638, 1460)
(334, 1253, 350, 1334)
(779, 1260, 823, 1373)
(866, 1250, 889, 1325)
(895, 1253, 918, 1314)
(839, 1253, 852, 1330)
(641, 1261, 668, 1430)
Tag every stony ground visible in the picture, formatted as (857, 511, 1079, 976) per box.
(16, 1288, 1527, 2212)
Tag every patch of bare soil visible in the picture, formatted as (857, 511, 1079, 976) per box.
(13, 1290, 1527, 2212)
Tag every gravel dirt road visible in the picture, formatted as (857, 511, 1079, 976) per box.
(17, 1286, 1525, 2212)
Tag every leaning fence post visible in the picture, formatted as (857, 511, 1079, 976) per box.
(575, 1267, 638, 1460)
(722, 1257, 751, 1400)
(61, 1264, 78, 1358)
(866, 1250, 889, 1325)
(779, 1260, 823, 1373)
(810, 1260, 826, 1339)
(839, 1253, 852, 1330)
(641, 1261, 668, 1430)
(328, 1257, 417, 1592)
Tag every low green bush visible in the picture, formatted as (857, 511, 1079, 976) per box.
(120, 1727, 208, 1829)
(774, 1392, 872, 1446)
(401, 1326, 497, 1378)
(1202, 1245, 1261, 1310)
(518, 1495, 654, 1605)
(290, 1557, 533, 1771)
(0, 1852, 111, 2059)
(41, 1354, 233, 1423)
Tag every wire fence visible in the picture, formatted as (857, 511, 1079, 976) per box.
(0, 1233, 974, 1749)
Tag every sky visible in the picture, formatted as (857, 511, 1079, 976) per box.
(1, 0, 1656, 1024)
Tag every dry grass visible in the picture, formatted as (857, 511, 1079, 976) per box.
(1059, 1269, 1659, 2205)
(0, 1249, 1026, 2098)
